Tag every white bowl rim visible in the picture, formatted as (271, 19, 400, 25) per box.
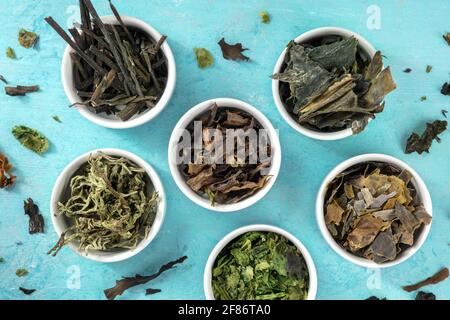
(272, 26, 377, 141)
(203, 224, 318, 300)
(50, 148, 166, 263)
(316, 153, 433, 269)
(61, 15, 176, 129)
(168, 98, 282, 212)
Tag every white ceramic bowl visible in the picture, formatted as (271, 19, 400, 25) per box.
(50, 148, 166, 262)
(272, 27, 377, 140)
(204, 224, 318, 300)
(168, 98, 282, 212)
(316, 153, 432, 268)
(61, 16, 176, 129)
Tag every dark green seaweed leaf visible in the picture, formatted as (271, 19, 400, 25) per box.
(12, 126, 49, 154)
(405, 120, 447, 154)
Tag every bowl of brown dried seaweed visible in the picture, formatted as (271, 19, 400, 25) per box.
(50, 149, 166, 262)
(168, 98, 281, 212)
(272, 27, 396, 140)
(48, 0, 176, 129)
(316, 154, 432, 268)
(204, 224, 317, 300)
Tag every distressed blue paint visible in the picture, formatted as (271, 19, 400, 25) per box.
(0, 0, 449, 300)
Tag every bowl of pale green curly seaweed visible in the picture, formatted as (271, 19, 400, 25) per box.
(204, 224, 317, 300)
(50, 148, 166, 262)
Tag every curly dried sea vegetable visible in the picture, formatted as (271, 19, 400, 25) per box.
(0, 153, 16, 189)
(48, 153, 158, 256)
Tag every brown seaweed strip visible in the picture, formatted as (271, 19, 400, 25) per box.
(82, 0, 134, 93)
(79, 0, 91, 46)
(150, 35, 167, 60)
(118, 101, 148, 121)
(108, 0, 137, 52)
(109, 24, 144, 98)
(70, 52, 88, 80)
(402, 268, 449, 292)
(88, 45, 118, 71)
(142, 48, 162, 93)
(77, 24, 110, 49)
(45, 16, 105, 75)
(68, 27, 85, 50)
(91, 69, 117, 104)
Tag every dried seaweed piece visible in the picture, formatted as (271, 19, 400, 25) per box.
(45, 0, 168, 120)
(259, 11, 270, 24)
(402, 268, 449, 292)
(442, 109, 448, 118)
(194, 48, 214, 69)
(366, 296, 387, 300)
(24, 198, 44, 234)
(19, 287, 36, 295)
(405, 120, 447, 154)
(104, 256, 187, 300)
(443, 32, 450, 46)
(212, 232, 309, 300)
(0, 153, 16, 189)
(324, 161, 431, 264)
(420, 96, 427, 102)
(48, 153, 159, 256)
(16, 269, 28, 277)
(18, 29, 38, 48)
(179, 104, 271, 205)
(5, 85, 40, 96)
(218, 38, 249, 61)
(274, 37, 395, 134)
(12, 126, 49, 155)
(415, 291, 436, 300)
(6, 47, 16, 59)
(0, 75, 7, 84)
(403, 68, 412, 73)
(426, 65, 432, 73)
(145, 288, 162, 295)
(441, 82, 450, 95)
(52, 115, 62, 123)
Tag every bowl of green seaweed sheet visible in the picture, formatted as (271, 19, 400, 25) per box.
(204, 225, 317, 300)
(49, 0, 176, 129)
(316, 154, 432, 268)
(50, 149, 166, 262)
(272, 27, 396, 140)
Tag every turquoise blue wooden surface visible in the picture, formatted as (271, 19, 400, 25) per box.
(0, 0, 449, 300)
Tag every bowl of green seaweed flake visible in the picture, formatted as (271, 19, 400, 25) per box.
(204, 224, 317, 300)
(50, 148, 166, 262)
(272, 27, 397, 140)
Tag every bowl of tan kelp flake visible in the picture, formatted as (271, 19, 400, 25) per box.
(316, 154, 432, 268)
(50, 149, 166, 262)
(204, 225, 317, 300)
(168, 98, 281, 212)
(272, 27, 397, 140)
(46, 0, 176, 129)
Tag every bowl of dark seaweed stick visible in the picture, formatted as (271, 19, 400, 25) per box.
(316, 154, 432, 268)
(168, 98, 281, 212)
(50, 148, 166, 262)
(272, 27, 396, 140)
(51, 0, 176, 129)
(204, 224, 318, 300)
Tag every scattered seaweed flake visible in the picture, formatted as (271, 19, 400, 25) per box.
(5, 85, 40, 96)
(104, 256, 188, 300)
(272, 38, 396, 134)
(402, 267, 449, 292)
(0, 152, 16, 189)
(145, 288, 162, 296)
(426, 65, 432, 73)
(52, 115, 62, 123)
(259, 11, 270, 24)
(420, 96, 427, 102)
(441, 82, 450, 95)
(324, 161, 432, 264)
(194, 48, 214, 69)
(366, 296, 387, 300)
(442, 109, 448, 118)
(24, 198, 45, 234)
(403, 68, 412, 73)
(218, 38, 250, 61)
(12, 125, 49, 155)
(48, 153, 159, 256)
(405, 120, 447, 154)
(19, 29, 38, 48)
(443, 32, 450, 46)
(16, 268, 29, 277)
(19, 287, 36, 295)
(0, 257, 4, 263)
(0, 75, 7, 84)
(415, 291, 436, 300)
(6, 47, 16, 59)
